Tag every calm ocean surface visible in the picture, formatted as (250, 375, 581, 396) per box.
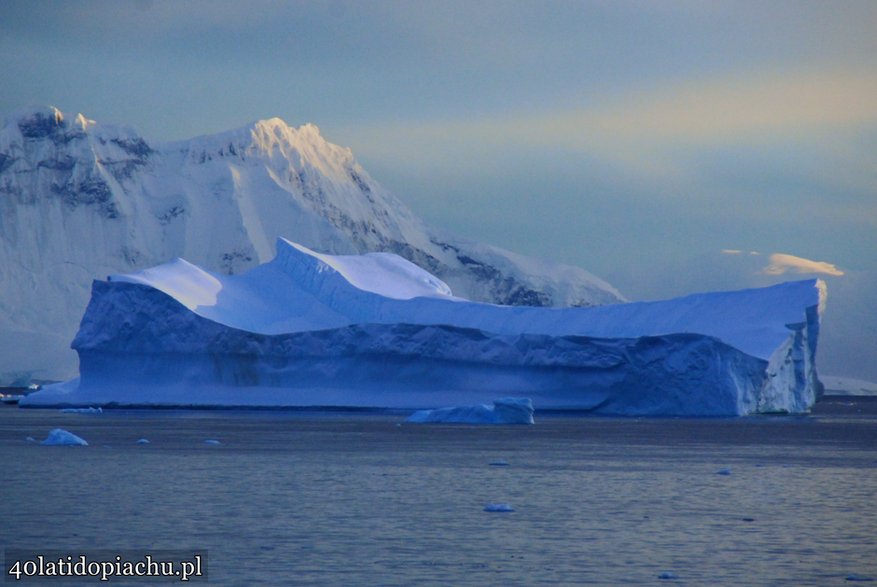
(2, 399, 875, 586)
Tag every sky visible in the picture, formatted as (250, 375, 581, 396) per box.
(1, 0, 875, 380)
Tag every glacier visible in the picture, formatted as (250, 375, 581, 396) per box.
(0, 106, 622, 385)
(22, 239, 825, 415)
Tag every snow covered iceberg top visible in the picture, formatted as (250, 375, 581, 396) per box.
(103, 238, 825, 363)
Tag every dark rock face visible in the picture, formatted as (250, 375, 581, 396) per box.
(111, 137, 152, 159)
(18, 109, 66, 139)
(3, 109, 156, 219)
(0, 153, 16, 174)
(18, 109, 86, 145)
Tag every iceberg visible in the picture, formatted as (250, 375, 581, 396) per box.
(22, 239, 826, 415)
(59, 406, 102, 414)
(407, 398, 535, 424)
(484, 503, 516, 513)
(41, 428, 88, 446)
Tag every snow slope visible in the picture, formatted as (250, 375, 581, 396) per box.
(23, 240, 825, 415)
(0, 106, 623, 385)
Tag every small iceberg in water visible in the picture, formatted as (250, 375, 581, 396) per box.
(407, 398, 534, 425)
(60, 406, 102, 414)
(41, 428, 88, 446)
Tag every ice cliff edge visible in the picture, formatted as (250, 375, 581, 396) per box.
(22, 239, 825, 415)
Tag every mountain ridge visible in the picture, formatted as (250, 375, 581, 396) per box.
(0, 105, 624, 384)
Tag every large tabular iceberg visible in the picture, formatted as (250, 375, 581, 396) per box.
(23, 239, 825, 415)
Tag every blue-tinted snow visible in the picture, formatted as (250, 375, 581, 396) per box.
(23, 240, 825, 415)
(40, 428, 88, 446)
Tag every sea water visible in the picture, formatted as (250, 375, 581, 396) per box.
(1, 399, 875, 586)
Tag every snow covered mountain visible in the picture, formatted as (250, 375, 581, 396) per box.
(23, 240, 825, 415)
(0, 106, 623, 385)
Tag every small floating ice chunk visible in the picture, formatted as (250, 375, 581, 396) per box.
(484, 503, 515, 513)
(204, 439, 221, 445)
(25, 436, 37, 443)
(715, 468, 732, 476)
(136, 438, 150, 444)
(489, 460, 510, 467)
(60, 407, 102, 414)
(41, 428, 88, 446)
(658, 571, 678, 580)
(407, 398, 534, 425)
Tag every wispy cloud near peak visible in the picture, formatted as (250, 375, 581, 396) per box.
(722, 249, 761, 256)
(761, 253, 845, 277)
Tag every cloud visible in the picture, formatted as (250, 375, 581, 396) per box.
(563, 69, 877, 144)
(761, 253, 844, 276)
(341, 67, 877, 180)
